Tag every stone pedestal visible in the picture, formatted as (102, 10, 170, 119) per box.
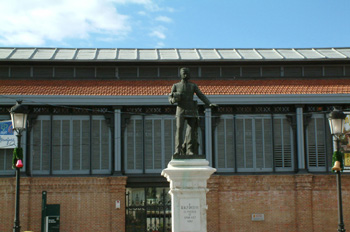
(161, 159, 216, 232)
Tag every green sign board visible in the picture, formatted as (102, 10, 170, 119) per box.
(46, 216, 60, 232)
(41, 191, 60, 232)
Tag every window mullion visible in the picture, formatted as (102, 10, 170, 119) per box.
(314, 119, 318, 167)
(252, 118, 256, 170)
(80, 120, 83, 171)
(133, 120, 136, 170)
(323, 113, 329, 171)
(243, 119, 246, 168)
(142, 115, 145, 174)
(100, 119, 102, 170)
(271, 114, 275, 172)
(89, 115, 93, 174)
(224, 119, 227, 168)
(281, 118, 285, 167)
(60, 120, 63, 171)
(49, 115, 53, 175)
(262, 118, 265, 169)
(234, 115, 237, 173)
(70, 118, 73, 172)
(161, 118, 165, 169)
(152, 119, 155, 170)
(40, 120, 43, 171)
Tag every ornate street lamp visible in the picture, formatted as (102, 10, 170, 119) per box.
(328, 107, 346, 232)
(9, 100, 28, 232)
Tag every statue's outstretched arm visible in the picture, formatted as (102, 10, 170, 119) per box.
(194, 84, 218, 107)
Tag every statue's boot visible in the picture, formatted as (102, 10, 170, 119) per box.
(174, 148, 183, 156)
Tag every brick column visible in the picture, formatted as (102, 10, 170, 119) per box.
(109, 176, 127, 232)
(295, 174, 314, 232)
(207, 175, 220, 232)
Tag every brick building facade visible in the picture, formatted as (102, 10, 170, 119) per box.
(1, 47, 350, 231)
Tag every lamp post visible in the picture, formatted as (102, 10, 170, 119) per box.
(9, 100, 28, 232)
(328, 107, 346, 232)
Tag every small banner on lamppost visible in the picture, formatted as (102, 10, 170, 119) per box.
(0, 120, 17, 149)
(343, 115, 350, 172)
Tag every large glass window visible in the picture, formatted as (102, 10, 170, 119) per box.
(31, 115, 112, 175)
(274, 117, 294, 171)
(306, 114, 332, 172)
(215, 114, 294, 172)
(215, 115, 235, 172)
(31, 116, 50, 173)
(125, 116, 145, 173)
(124, 115, 203, 174)
(0, 149, 13, 174)
(0, 115, 15, 174)
(124, 115, 175, 174)
(236, 115, 273, 172)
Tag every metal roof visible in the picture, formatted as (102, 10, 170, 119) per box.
(0, 47, 350, 62)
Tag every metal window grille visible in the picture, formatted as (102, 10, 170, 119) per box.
(126, 187, 171, 232)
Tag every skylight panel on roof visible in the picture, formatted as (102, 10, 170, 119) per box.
(76, 49, 96, 59)
(138, 49, 158, 60)
(0, 48, 14, 59)
(237, 49, 262, 59)
(316, 49, 346, 59)
(217, 49, 242, 59)
(158, 49, 178, 59)
(198, 49, 220, 59)
(276, 49, 304, 59)
(335, 48, 350, 58)
(257, 49, 282, 59)
(178, 49, 200, 60)
(97, 49, 117, 59)
(118, 49, 137, 59)
(296, 49, 324, 59)
(10, 48, 36, 59)
(54, 49, 77, 59)
(32, 48, 56, 59)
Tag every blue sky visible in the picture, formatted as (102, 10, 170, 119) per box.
(0, 0, 349, 49)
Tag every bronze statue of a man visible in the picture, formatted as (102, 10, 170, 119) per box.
(169, 67, 217, 158)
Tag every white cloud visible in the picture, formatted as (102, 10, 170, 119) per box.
(149, 30, 166, 40)
(155, 41, 165, 48)
(155, 16, 172, 23)
(0, 0, 174, 47)
(0, 0, 131, 46)
(111, 0, 163, 12)
(138, 11, 147, 16)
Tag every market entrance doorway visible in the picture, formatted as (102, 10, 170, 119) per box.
(126, 187, 171, 232)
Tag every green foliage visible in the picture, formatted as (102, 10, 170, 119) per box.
(332, 150, 344, 172)
(12, 147, 23, 169)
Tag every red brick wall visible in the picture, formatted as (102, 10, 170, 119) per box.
(207, 174, 350, 232)
(1, 174, 349, 232)
(0, 176, 127, 232)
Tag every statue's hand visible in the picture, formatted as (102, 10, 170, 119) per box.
(209, 103, 218, 108)
(168, 93, 175, 104)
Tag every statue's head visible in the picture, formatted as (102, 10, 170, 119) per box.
(180, 67, 190, 80)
